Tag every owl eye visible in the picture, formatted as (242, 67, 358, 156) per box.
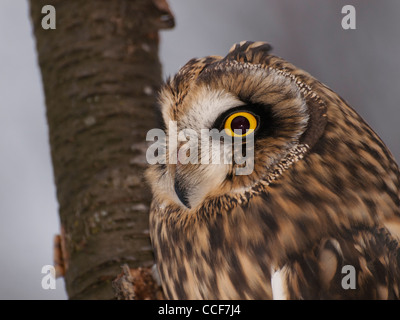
(224, 111, 258, 137)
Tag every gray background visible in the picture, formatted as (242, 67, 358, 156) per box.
(0, 0, 399, 299)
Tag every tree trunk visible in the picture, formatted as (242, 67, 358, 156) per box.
(30, 0, 174, 299)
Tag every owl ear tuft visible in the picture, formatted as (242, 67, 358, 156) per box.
(224, 41, 273, 64)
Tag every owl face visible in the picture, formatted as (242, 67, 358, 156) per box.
(152, 50, 314, 210)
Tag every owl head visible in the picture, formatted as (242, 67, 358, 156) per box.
(146, 41, 329, 211)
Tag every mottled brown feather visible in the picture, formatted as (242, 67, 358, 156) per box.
(147, 41, 400, 299)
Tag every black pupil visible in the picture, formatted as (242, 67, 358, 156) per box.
(231, 116, 250, 135)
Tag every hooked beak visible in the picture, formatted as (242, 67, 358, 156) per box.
(174, 178, 191, 209)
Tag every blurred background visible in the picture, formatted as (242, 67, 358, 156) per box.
(0, 0, 399, 299)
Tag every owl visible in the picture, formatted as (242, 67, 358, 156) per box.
(146, 41, 400, 299)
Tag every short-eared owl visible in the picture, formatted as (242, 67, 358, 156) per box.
(146, 41, 400, 299)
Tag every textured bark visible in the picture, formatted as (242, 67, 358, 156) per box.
(112, 264, 164, 300)
(30, 0, 174, 299)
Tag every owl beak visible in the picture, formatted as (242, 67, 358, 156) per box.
(174, 178, 191, 209)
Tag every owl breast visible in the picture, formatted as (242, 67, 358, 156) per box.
(150, 197, 278, 299)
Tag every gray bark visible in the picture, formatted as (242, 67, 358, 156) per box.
(30, 0, 174, 299)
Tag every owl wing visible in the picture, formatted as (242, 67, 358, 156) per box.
(273, 226, 400, 299)
(221, 41, 400, 299)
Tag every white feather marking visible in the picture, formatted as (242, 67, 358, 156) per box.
(271, 268, 288, 300)
(182, 88, 244, 131)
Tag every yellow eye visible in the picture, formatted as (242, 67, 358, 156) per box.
(224, 112, 258, 137)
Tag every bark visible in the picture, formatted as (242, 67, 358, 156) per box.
(112, 264, 164, 300)
(30, 0, 174, 299)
